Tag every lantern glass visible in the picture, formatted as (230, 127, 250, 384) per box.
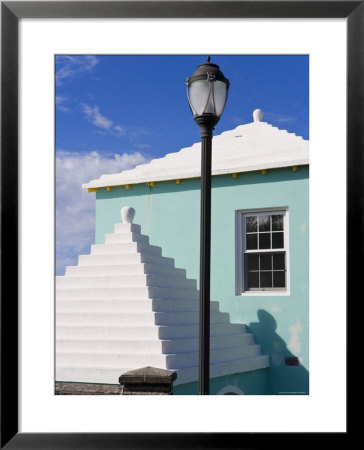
(213, 80, 228, 117)
(188, 80, 210, 116)
(187, 78, 228, 117)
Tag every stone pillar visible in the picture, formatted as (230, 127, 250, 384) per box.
(119, 366, 177, 395)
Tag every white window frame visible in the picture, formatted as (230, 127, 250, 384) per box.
(235, 207, 290, 296)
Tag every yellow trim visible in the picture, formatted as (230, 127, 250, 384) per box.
(88, 165, 309, 191)
(106, 186, 113, 191)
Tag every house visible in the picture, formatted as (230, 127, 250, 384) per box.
(56, 109, 309, 395)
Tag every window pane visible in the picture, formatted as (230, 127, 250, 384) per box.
(259, 233, 270, 249)
(247, 254, 259, 270)
(273, 271, 286, 288)
(259, 215, 270, 232)
(260, 253, 272, 270)
(246, 216, 257, 233)
(260, 271, 272, 288)
(246, 233, 258, 250)
(272, 214, 283, 231)
(273, 253, 285, 270)
(247, 272, 259, 289)
(272, 232, 284, 248)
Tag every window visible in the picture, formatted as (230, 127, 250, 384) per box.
(236, 209, 289, 294)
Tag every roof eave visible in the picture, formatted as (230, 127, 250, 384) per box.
(82, 159, 309, 190)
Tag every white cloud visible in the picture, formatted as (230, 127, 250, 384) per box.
(230, 116, 246, 125)
(56, 96, 65, 104)
(113, 125, 126, 136)
(56, 95, 70, 112)
(265, 112, 297, 123)
(80, 103, 147, 140)
(81, 103, 113, 130)
(56, 55, 98, 85)
(56, 150, 149, 275)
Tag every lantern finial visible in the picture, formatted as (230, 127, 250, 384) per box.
(253, 109, 264, 122)
(121, 206, 135, 223)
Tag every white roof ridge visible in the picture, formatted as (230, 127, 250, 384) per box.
(83, 113, 308, 190)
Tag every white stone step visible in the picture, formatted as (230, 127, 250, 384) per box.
(56, 333, 254, 355)
(65, 263, 186, 278)
(56, 322, 246, 341)
(56, 299, 220, 313)
(78, 252, 175, 267)
(56, 311, 230, 327)
(57, 351, 168, 369)
(55, 366, 131, 385)
(157, 322, 246, 339)
(114, 223, 141, 234)
(56, 354, 270, 386)
(162, 333, 254, 353)
(166, 345, 262, 369)
(56, 338, 163, 354)
(90, 242, 162, 256)
(172, 354, 270, 386)
(56, 345, 261, 369)
(56, 286, 199, 300)
(210, 354, 270, 380)
(104, 232, 149, 244)
(56, 274, 197, 290)
(57, 325, 161, 340)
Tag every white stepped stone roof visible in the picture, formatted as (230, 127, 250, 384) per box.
(83, 109, 309, 189)
(56, 206, 269, 386)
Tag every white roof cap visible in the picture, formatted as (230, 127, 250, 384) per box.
(83, 110, 309, 189)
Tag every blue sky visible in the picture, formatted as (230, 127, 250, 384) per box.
(55, 55, 309, 275)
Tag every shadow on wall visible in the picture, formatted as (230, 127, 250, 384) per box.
(248, 309, 309, 395)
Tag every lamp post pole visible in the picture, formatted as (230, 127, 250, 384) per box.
(186, 58, 229, 395)
(197, 118, 214, 395)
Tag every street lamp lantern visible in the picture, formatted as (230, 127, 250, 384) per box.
(186, 57, 229, 395)
(186, 56, 230, 130)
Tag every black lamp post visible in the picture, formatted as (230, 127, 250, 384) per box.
(186, 57, 230, 395)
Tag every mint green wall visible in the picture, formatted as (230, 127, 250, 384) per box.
(173, 369, 268, 395)
(95, 166, 309, 395)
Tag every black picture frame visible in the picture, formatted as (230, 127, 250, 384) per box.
(1, 1, 357, 448)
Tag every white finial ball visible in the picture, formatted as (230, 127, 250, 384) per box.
(253, 109, 264, 122)
(121, 206, 135, 223)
